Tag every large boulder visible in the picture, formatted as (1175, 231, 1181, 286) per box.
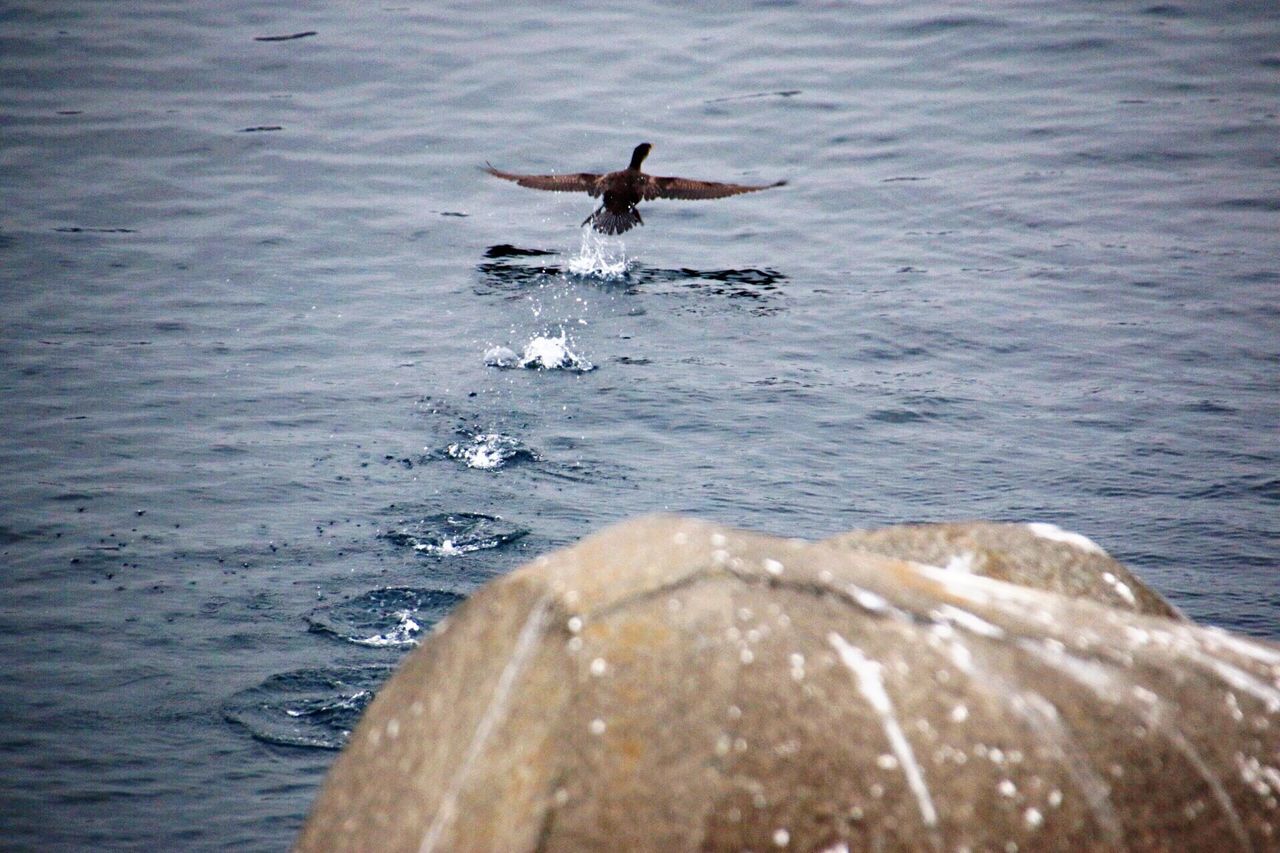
(297, 515, 1280, 852)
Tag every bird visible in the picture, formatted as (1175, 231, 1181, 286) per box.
(483, 142, 786, 235)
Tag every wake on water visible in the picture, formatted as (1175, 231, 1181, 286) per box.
(481, 231, 628, 375)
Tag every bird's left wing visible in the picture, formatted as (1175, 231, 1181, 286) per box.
(483, 164, 603, 197)
(641, 176, 786, 201)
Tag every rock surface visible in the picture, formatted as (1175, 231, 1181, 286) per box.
(297, 515, 1280, 852)
(822, 521, 1184, 620)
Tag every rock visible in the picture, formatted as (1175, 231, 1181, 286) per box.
(297, 515, 1280, 852)
(822, 520, 1183, 619)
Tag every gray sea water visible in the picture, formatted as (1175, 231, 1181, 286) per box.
(1, 0, 1277, 849)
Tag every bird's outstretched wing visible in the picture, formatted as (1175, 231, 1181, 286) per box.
(483, 164, 603, 197)
(642, 176, 786, 201)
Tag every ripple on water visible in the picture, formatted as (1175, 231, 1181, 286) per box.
(223, 664, 394, 750)
(381, 511, 528, 556)
(306, 587, 464, 648)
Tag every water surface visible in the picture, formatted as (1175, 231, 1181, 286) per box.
(1, 1, 1277, 848)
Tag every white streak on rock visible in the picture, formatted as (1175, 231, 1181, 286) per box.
(910, 562, 995, 606)
(419, 594, 551, 853)
(829, 632, 940, 835)
(1101, 572, 1138, 607)
(1026, 522, 1105, 554)
(1018, 639, 1120, 701)
(934, 604, 1006, 639)
(1019, 641, 1251, 848)
(1203, 626, 1280, 667)
(1006, 689, 1125, 845)
(1185, 648, 1280, 714)
(844, 583, 889, 614)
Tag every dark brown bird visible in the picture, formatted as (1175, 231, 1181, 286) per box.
(483, 142, 786, 235)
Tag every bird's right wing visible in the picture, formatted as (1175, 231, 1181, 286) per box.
(642, 176, 787, 201)
(483, 165, 603, 197)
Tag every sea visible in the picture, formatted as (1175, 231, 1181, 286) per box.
(1, 0, 1277, 849)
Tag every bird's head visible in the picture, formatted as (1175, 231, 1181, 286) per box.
(629, 142, 653, 170)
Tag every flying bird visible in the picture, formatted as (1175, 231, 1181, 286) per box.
(483, 142, 786, 235)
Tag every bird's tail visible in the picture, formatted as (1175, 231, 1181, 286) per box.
(583, 205, 643, 235)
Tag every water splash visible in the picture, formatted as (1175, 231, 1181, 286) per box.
(566, 230, 631, 279)
(519, 329, 594, 371)
(446, 433, 537, 470)
(484, 329, 594, 372)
